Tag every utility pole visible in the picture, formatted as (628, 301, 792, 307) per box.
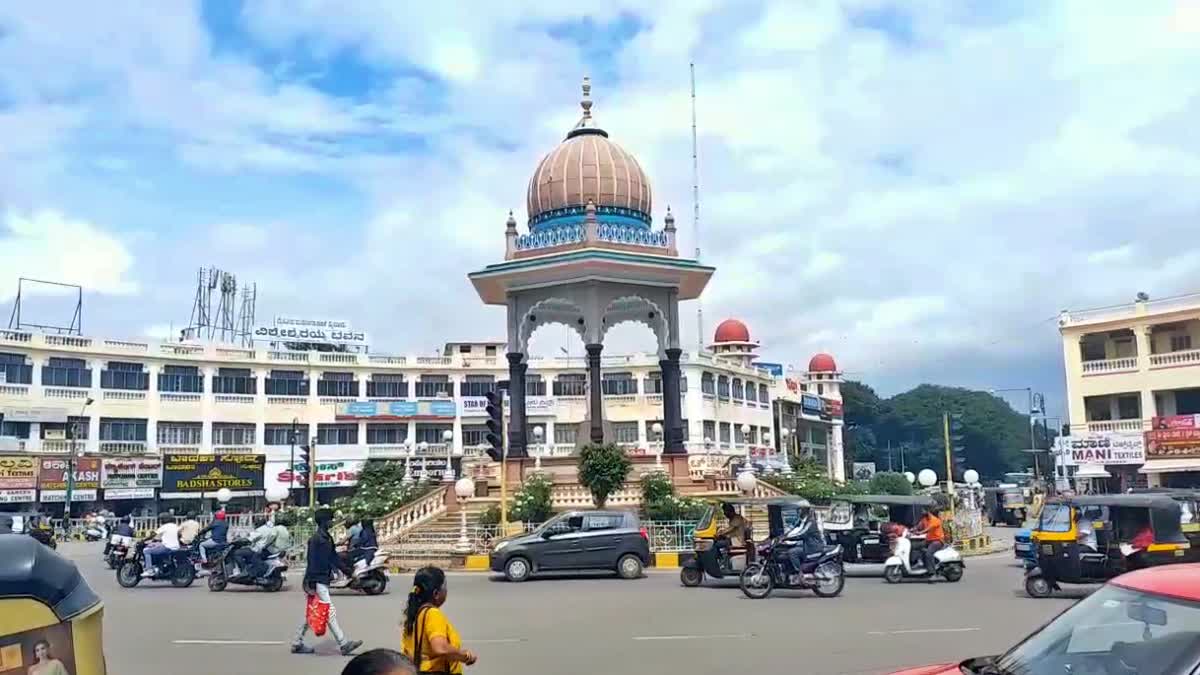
(288, 418, 298, 498)
(64, 398, 94, 522)
(942, 412, 955, 518)
(308, 435, 318, 508)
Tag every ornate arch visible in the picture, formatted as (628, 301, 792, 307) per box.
(600, 294, 670, 358)
(517, 296, 588, 356)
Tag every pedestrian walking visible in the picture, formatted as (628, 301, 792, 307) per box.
(291, 507, 362, 656)
(401, 566, 476, 674)
(342, 649, 416, 675)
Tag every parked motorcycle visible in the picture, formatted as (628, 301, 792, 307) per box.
(739, 538, 844, 599)
(116, 541, 197, 588)
(207, 540, 287, 592)
(329, 548, 390, 595)
(883, 531, 964, 583)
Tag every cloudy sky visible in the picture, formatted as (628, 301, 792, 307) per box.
(2, 1, 1198, 416)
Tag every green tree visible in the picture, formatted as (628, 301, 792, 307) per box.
(509, 473, 554, 523)
(639, 471, 705, 521)
(868, 471, 913, 495)
(332, 460, 427, 518)
(577, 443, 632, 508)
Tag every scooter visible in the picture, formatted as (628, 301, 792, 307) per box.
(84, 522, 108, 542)
(883, 531, 964, 583)
(329, 547, 390, 595)
(207, 540, 287, 592)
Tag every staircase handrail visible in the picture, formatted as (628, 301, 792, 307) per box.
(377, 486, 449, 543)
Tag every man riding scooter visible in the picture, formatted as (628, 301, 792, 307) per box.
(912, 506, 946, 573)
(233, 516, 276, 578)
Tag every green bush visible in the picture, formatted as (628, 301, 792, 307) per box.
(577, 443, 632, 508)
(331, 460, 431, 519)
(510, 473, 554, 524)
(868, 472, 914, 495)
(640, 471, 706, 521)
(477, 504, 502, 526)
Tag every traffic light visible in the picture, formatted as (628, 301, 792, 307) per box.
(950, 414, 967, 470)
(295, 443, 309, 488)
(485, 389, 505, 462)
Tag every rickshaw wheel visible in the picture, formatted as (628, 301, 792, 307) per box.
(1025, 575, 1052, 598)
(680, 567, 703, 587)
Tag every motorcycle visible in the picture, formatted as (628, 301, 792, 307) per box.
(207, 540, 287, 593)
(104, 534, 133, 570)
(739, 538, 844, 599)
(116, 540, 197, 588)
(84, 523, 108, 542)
(329, 547, 390, 595)
(883, 531, 964, 583)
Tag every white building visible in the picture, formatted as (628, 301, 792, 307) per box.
(0, 320, 844, 510)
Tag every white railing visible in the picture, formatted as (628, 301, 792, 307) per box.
(550, 485, 642, 508)
(45, 335, 93, 348)
(215, 394, 255, 404)
(319, 353, 359, 364)
(158, 445, 202, 454)
(215, 348, 255, 359)
(103, 339, 148, 352)
(39, 440, 73, 454)
(99, 441, 150, 455)
(416, 356, 452, 366)
(368, 445, 410, 458)
(377, 486, 448, 543)
(463, 357, 498, 367)
(212, 445, 255, 453)
(1150, 348, 1200, 368)
(44, 387, 90, 400)
(0, 329, 33, 343)
(268, 396, 308, 405)
(160, 344, 204, 356)
(269, 351, 307, 363)
(1081, 356, 1138, 375)
(1085, 419, 1147, 432)
(713, 478, 789, 498)
(320, 397, 356, 405)
(0, 384, 30, 396)
(368, 355, 407, 365)
(160, 392, 202, 403)
(604, 394, 640, 404)
(103, 390, 146, 401)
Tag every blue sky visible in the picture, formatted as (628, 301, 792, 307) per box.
(2, 1, 1200, 418)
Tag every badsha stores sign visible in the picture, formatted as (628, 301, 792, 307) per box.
(162, 453, 265, 492)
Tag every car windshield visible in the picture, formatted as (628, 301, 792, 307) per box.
(1039, 504, 1072, 533)
(993, 585, 1200, 675)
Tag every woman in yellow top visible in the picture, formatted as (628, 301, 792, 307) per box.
(401, 567, 477, 674)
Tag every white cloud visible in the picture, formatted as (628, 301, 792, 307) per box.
(210, 223, 270, 252)
(0, 210, 138, 301)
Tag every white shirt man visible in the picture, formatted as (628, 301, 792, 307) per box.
(143, 520, 181, 576)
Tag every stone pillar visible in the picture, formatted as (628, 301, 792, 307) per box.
(586, 343, 604, 444)
(506, 353, 528, 458)
(661, 348, 685, 454)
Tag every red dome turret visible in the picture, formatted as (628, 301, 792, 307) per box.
(808, 353, 838, 373)
(713, 319, 751, 343)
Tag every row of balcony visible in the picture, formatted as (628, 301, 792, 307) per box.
(1082, 348, 1200, 376)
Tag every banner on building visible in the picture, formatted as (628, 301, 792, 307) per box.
(162, 453, 265, 493)
(253, 316, 367, 347)
(104, 487, 156, 500)
(0, 406, 69, 423)
(40, 489, 98, 503)
(38, 457, 101, 490)
(461, 396, 555, 416)
(266, 459, 364, 493)
(0, 489, 36, 503)
(1056, 433, 1146, 465)
(335, 400, 456, 421)
(0, 455, 37, 489)
(1152, 415, 1200, 430)
(101, 457, 163, 488)
(1146, 417, 1200, 460)
(756, 362, 785, 377)
(801, 394, 823, 415)
(405, 457, 462, 483)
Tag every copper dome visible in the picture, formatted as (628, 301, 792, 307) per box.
(525, 78, 652, 225)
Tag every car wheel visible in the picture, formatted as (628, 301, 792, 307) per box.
(883, 564, 903, 584)
(1025, 574, 1052, 598)
(680, 566, 704, 587)
(117, 561, 142, 588)
(942, 563, 964, 583)
(504, 556, 532, 582)
(617, 554, 643, 580)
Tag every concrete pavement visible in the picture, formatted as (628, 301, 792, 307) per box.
(54, 540, 1083, 675)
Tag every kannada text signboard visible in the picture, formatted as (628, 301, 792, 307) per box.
(1056, 432, 1145, 466)
(101, 457, 163, 488)
(38, 457, 101, 490)
(162, 453, 265, 493)
(0, 455, 37, 489)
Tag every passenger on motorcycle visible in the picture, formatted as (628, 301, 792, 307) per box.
(783, 511, 827, 579)
(234, 516, 277, 577)
(268, 513, 293, 570)
(143, 516, 181, 577)
(178, 512, 202, 547)
(347, 519, 378, 569)
(106, 517, 136, 556)
(195, 510, 229, 564)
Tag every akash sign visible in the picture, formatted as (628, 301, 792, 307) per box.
(1058, 432, 1145, 466)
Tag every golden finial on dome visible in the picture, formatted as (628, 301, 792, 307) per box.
(580, 76, 593, 121)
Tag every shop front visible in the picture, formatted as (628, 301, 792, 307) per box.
(99, 457, 161, 515)
(0, 455, 38, 511)
(38, 458, 101, 515)
(1142, 415, 1200, 488)
(1056, 431, 1146, 493)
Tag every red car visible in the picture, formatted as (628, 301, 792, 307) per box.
(891, 564, 1200, 675)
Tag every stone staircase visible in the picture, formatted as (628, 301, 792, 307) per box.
(385, 499, 500, 570)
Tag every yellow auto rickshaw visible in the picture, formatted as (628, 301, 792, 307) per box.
(1130, 487, 1200, 563)
(1024, 494, 1190, 598)
(0, 535, 105, 674)
(679, 498, 763, 587)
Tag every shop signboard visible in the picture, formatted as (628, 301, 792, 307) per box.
(104, 487, 156, 500)
(162, 453, 265, 493)
(335, 400, 456, 421)
(1145, 416, 1200, 460)
(406, 456, 462, 483)
(0, 455, 37, 489)
(801, 394, 823, 415)
(253, 316, 367, 347)
(101, 457, 163, 488)
(0, 489, 36, 503)
(38, 457, 101, 490)
(1152, 415, 1200, 430)
(0, 406, 68, 423)
(1056, 433, 1146, 465)
(40, 489, 98, 502)
(266, 459, 363, 492)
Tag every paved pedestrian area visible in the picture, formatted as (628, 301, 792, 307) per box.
(61, 536, 1080, 675)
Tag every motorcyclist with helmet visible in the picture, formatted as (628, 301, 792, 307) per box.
(783, 510, 827, 582)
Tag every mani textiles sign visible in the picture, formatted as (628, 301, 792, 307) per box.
(162, 453, 265, 492)
(1057, 433, 1145, 466)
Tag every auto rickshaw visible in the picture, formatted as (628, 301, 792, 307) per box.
(824, 494, 935, 565)
(1129, 487, 1200, 562)
(679, 498, 759, 587)
(0, 535, 106, 674)
(1024, 494, 1190, 598)
(983, 485, 1027, 526)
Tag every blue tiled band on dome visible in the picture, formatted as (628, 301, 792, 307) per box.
(529, 204, 651, 231)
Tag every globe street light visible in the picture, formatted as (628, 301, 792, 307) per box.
(963, 469, 980, 485)
(904, 471, 916, 484)
(651, 422, 664, 467)
(740, 423, 753, 471)
(216, 488, 233, 504)
(402, 441, 414, 483)
(454, 476, 476, 553)
(417, 442, 429, 482)
(442, 429, 456, 482)
(736, 470, 758, 495)
(533, 426, 545, 470)
(918, 469, 938, 488)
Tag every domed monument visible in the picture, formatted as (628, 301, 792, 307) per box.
(469, 78, 714, 458)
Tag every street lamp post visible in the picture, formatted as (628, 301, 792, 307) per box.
(762, 432, 773, 472)
(288, 417, 298, 495)
(442, 429, 455, 482)
(652, 422, 664, 467)
(990, 387, 1040, 477)
(64, 397, 94, 522)
(533, 426, 545, 470)
(417, 442, 429, 482)
(454, 477, 475, 553)
(740, 423, 752, 472)
(402, 441, 414, 483)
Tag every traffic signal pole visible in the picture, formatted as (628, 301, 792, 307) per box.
(943, 412, 955, 518)
(309, 435, 318, 508)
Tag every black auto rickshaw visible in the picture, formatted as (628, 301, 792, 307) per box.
(984, 485, 1027, 526)
(1128, 487, 1200, 562)
(679, 498, 759, 587)
(1024, 494, 1190, 598)
(824, 494, 935, 565)
(0, 535, 106, 673)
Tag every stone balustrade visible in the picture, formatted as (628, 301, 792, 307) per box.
(377, 486, 449, 543)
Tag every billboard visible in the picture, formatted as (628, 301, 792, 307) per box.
(266, 459, 364, 492)
(102, 457, 163, 488)
(1146, 416, 1200, 460)
(756, 362, 785, 377)
(253, 316, 367, 347)
(162, 453, 265, 493)
(38, 457, 101, 490)
(0, 455, 37, 489)
(1056, 432, 1145, 466)
(335, 400, 456, 421)
(801, 394, 823, 415)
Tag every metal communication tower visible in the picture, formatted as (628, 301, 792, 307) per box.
(182, 267, 255, 346)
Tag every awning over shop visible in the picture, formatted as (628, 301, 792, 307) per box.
(1075, 464, 1112, 479)
(1139, 459, 1200, 474)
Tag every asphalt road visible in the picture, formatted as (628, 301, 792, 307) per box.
(58, 531, 1084, 675)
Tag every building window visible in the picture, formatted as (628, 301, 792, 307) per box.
(644, 372, 663, 394)
(553, 374, 587, 397)
(1171, 334, 1194, 352)
(213, 368, 256, 395)
(0, 353, 33, 385)
(367, 374, 408, 398)
(734, 425, 745, 445)
(759, 383, 769, 403)
(485, 345, 498, 356)
(414, 424, 451, 444)
(42, 357, 92, 388)
(1113, 337, 1136, 358)
(1080, 336, 1107, 361)
(1117, 395, 1140, 420)
(266, 370, 309, 396)
(1084, 396, 1112, 421)
(415, 375, 452, 398)
(318, 423, 358, 445)
(717, 375, 730, 400)
(525, 375, 546, 397)
(461, 425, 488, 447)
(100, 361, 149, 390)
(265, 424, 307, 445)
(731, 378, 744, 401)
(817, 383, 824, 396)
(719, 422, 731, 444)
(158, 422, 202, 446)
(318, 371, 358, 397)
(212, 423, 255, 446)
(159, 365, 203, 393)
(0, 421, 30, 438)
(680, 376, 688, 393)
(100, 418, 147, 442)
(701, 372, 715, 395)
(460, 375, 495, 398)
(681, 419, 690, 441)
(554, 425, 578, 445)
(40, 417, 89, 440)
(612, 422, 639, 443)
(703, 421, 717, 442)
(366, 424, 407, 445)
(458, 344, 472, 354)
(602, 373, 637, 396)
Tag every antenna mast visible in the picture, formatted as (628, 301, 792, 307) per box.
(690, 62, 704, 353)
